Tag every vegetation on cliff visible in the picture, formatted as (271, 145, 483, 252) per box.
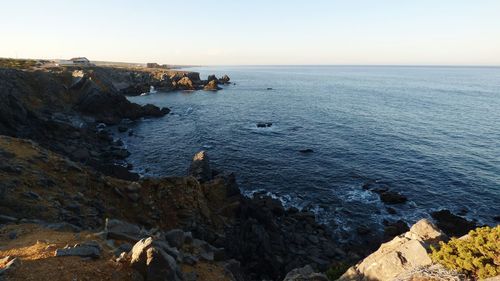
(430, 225, 500, 279)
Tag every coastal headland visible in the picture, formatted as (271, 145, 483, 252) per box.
(0, 58, 496, 281)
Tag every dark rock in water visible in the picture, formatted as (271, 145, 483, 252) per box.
(386, 207, 397, 215)
(118, 126, 128, 133)
(219, 74, 230, 84)
(267, 88, 273, 90)
(379, 191, 407, 204)
(383, 220, 409, 240)
(356, 225, 371, 235)
(188, 151, 212, 183)
(431, 210, 477, 237)
(299, 149, 314, 153)
(494, 215, 500, 222)
(55, 241, 101, 258)
(142, 104, 170, 117)
(256, 122, 272, 128)
(207, 74, 218, 82)
(128, 129, 134, 136)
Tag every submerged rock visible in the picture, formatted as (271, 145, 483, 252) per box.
(299, 148, 314, 153)
(257, 122, 273, 128)
(379, 191, 407, 204)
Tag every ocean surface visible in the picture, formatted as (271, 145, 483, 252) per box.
(122, 66, 500, 241)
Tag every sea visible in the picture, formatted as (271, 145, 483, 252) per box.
(121, 66, 500, 241)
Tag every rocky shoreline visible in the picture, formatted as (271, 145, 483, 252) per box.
(0, 63, 493, 281)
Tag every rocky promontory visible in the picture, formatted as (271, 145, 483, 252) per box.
(0, 60, 497, 281)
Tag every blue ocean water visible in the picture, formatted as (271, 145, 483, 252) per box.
(123, 66, 500, 240)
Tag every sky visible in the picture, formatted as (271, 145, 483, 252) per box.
(1, 0, 499, 65)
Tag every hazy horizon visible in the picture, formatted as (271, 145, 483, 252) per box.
(1, 0, 499, 66)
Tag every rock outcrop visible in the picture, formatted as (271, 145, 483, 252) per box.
(338, 219, 446, 281)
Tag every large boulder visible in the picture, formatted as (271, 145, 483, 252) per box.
(105, 218, 148, 242)
(203, 80, 222, 91)
(188, 151, 212, 182)
(130, 237, 182, 281)
(175, 77, 195, 90)
(338, 219, 446, 281)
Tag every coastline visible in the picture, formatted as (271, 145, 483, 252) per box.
(0, 60, 494, 280)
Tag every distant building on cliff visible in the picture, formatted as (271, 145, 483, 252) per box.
(56, 57, 92, 66)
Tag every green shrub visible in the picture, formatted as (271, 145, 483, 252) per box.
(430, 225, 499, 279)
(326, 262, 351, 280)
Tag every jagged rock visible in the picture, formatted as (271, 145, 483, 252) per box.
(431, 209, 477, 238)
(207, 75, 218, 82)
(175, 77, 195, 90)
(219, 74, 231, 84)
(105, 218, 147, 242)
(189, 151, 212, 182)
(203, 80, 222, 91)
(55, 241, 101, 258)
(283, 265, 329, 281)
(130, 237, 182, 281)
(338, 219, 445, 281)
(0, 256, 20, 276)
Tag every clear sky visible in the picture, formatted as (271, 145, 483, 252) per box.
(1, 0, 499, 65)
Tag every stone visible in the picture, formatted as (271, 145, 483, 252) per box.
(203, 80, 222, 91)
(219, 74, 231, 84)
(105, 218, 146, 242)
(379, 191, 407, 204)
(431, 210, 476, 238)
(338, 219, 446, 281)
(55, 241, 101, 258)
(299, 149, 314, 153)
(130, 237, 182, 281)
(0, 256, 20, 276)
(164, 229, 185, 248)
(188, 151, 212, 182)
(207, 74, 218, 82)
(383, 220, 409, 240)
(256, 122, 272, 128)
(176, 77, 195, 90)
